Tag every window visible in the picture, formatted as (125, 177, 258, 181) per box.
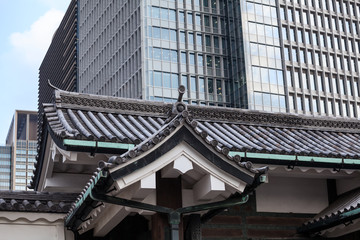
(332, 17, 337, 31)
(204, 15, 210, 27)
(163, 73, 171, 88)
(313, 98, 318, 113)
(215, 57, 220, 68)
(170, 30, 177, 41)
(288, 8, 294, 22)
(180, 31, 186, 43)
(286, 68, 293, 87)
(305, 31, 311, 44)
(190, 76, 196, 91)
(214, 36, 219, 49)
(318, 74, 324, 92)
(181, 52, 187, 64)
(280, 7, 286, 20)
(212, 16, 218, 28)
(188, 32, 194, 45)
(195, 14, 201, 25)
(297, 30, 303, 43)
(198, 54, 203, 66)
(297, 95, 304, 111)
(189, 53, 195, 65)
(187, 12, 193, 25)
(154, 71, 162, 87)
(152, 7, 160, 18)
(196, 34, 202, 46)
(205, 35, 211, 47)
(302, 11, 308, 25)
(307, 51, 313, 64)
(169, 10, 176, 21)
(179, 11, 185, 23)
(206, 55, 212, 67)
(312, 32, 318, 46)
(292, 48, 298, 62)
(290, 28, 296, 42)
(162, 28, 169, 40)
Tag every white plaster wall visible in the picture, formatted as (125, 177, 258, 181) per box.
(255, 176, 328, 214)
(336, 177, 360, 195)
(0, 212, 74, 240)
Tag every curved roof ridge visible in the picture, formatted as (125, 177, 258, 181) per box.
(98, 98, 268, 176)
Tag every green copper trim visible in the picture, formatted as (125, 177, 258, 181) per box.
(341, 207, 360, 219)
(65, 170, 108, 226)
(298, 203, 360, 234)
(229, 151, 360, 165)
(63, 139, 134, 150)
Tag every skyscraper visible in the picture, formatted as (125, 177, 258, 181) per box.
(5, 110, 37, 190)
(39, 0, 360, 118)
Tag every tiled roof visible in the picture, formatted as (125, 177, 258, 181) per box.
(42, 90, 360, 156)
(64, 96, 269, 232)
(0, 191, 77, 213)
(97, 101, 267, 177)
(298, 187, 360, 235)
(32, 89, 360, 189)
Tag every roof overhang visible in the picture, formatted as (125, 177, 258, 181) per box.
(65, 122, 267, 236)
(298, 187, 360, 238)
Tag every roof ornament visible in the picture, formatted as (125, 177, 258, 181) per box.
(170, 85, 188, 118)
(177, 85, 186, 102)
(47, 79, 61, 91)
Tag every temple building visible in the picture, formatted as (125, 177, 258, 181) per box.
(0, 87, 358, 239)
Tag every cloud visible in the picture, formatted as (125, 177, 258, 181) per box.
(9, 9, 65, 67)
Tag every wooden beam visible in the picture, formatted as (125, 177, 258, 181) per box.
(193, 174, 226, 201)
(133, 173, 156, 199)
(44, 173, 92, 192)
(161, 155, 193, 178)
(152, 172, 183, 240)
(93, 205, 128, 237)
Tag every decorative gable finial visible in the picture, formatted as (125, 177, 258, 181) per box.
(169, 85, 188, 118)
(177, 85, 186, 102)
(47, 79, 61, 91)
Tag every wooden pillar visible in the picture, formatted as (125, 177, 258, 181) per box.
(152, 172, 183, 240)
(327, 179, 337, 204)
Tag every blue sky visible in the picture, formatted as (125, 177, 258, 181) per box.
(0, 0, 70, 144)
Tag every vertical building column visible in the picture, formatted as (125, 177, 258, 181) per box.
(152, 172, 183, 240)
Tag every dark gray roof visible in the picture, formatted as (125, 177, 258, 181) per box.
(64, 97, 269, 232)
(97, 101, 267, 178)
(0, 191, 77, 213)
(32, 90, 360, 189)
(41, 90, 360, 156)
(298, 187, 360, 235)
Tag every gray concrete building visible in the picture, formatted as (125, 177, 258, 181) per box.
(39, 0, 360, 117)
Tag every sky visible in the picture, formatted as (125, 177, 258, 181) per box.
(0, 0, 70, 144)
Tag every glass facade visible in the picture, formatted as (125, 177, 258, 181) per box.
(14, 140, 37, 190)
(45, 0, 360, 118)
(144, 0, 232, 106)
(143, 0, 360, 116)
(143, 0, 286, 110)
(243, 0, 286, 112)
(0, 146, 11, 190)
(280, 0, 360, 117)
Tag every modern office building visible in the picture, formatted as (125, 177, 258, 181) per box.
(5, 110, 37, 191)
(0, 146, 11, 190)
(39, 0, 360, 118)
